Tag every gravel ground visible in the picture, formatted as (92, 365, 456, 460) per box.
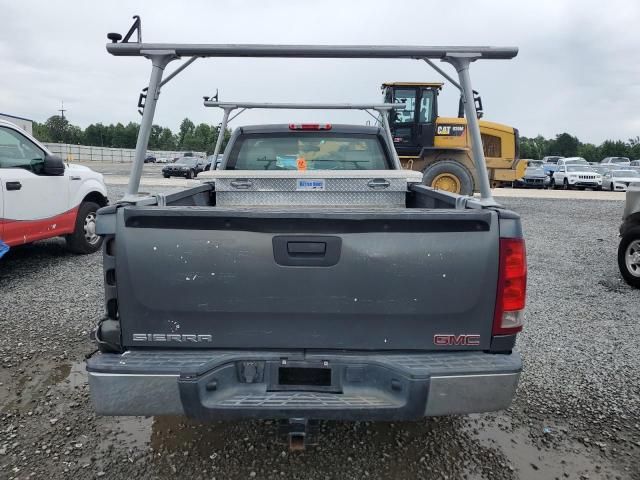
(1, 183, 639, 480)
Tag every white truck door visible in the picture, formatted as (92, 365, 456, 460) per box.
(0, 126, 70, 247)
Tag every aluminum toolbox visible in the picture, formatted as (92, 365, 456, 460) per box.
(199, 170, 423, 207)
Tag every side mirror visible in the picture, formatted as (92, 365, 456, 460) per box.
(43, 154, 65, 176)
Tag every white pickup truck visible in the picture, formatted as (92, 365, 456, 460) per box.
(0, 120, 108, 256)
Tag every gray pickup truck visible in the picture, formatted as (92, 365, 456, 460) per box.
(88, 18, 525, 446)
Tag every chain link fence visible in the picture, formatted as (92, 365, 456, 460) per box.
(43, 143, 206, 163)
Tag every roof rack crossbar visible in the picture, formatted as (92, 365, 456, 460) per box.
(107, 43, 517, 60)
(109, 16, 516, 205)
(204, 102, 405, 168)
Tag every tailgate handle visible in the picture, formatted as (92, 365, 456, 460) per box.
(273, 236, 341, 267)
(287, 241, 326, 255)
(230, 179, 253, 189)
(367, 178, 390, 189)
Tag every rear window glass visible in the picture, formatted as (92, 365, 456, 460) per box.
(227, 133, 389, 170)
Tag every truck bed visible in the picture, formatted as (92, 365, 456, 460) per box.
(89, 182, 523, 420)
(96, 183, 512, 352)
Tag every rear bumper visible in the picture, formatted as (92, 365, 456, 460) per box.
(87, 350, 521, 421)
(569, 180, 600, 187)
(517, 177, 548, 187)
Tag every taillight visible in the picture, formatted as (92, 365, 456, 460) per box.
(493, 238, 527, 335)
(288, 123, 332, 130)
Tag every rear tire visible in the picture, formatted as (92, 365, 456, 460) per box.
(66, 201, 103, 254)
(163, 174, 170, 178)
(422, 160, 474, 196)
(563, 178, 569, 190)
(550, 178, 557, 190)
(186, 169, 194, 179)
(618, 226, 640, 289)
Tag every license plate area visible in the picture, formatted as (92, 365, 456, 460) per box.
(268, 361, 341, 393)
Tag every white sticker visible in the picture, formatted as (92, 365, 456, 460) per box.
(296, 179, 325, 191)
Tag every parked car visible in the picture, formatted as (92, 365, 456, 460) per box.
(0, 119, 108, 256)
(162, 156, 205, 178)
(591, 165, 611, 176)
(602, 169, 640, 192)
(155, 157, 170, 163)
(601, 157, 631, 167)
(515, 161, 548, 188)
(630, 160, 640, 168)
(542, 155, 565, 177)
(551, 164, 602, 190)
(557, 156, 589, 167)
(618, 184, 640, 288)
(144, 155, 156, 163)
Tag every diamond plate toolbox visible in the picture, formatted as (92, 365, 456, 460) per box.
(200, 170, 423, 207)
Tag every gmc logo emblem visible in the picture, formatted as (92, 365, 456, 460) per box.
(433, 334, 481, 346)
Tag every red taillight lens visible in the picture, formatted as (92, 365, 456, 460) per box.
(493, 238, 527, 335)
(288, 123, 332, 130)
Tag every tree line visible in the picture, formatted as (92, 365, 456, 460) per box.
(31, 116, 640, 162)
(32, 115, 231, 154)
(520, 133, 640, 162)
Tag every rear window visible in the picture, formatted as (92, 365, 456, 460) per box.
(227, 133, 389, 170)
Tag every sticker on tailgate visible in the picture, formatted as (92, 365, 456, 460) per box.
(296, 179, 325, 191)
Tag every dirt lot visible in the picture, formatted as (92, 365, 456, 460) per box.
(1, 167, 639, 479)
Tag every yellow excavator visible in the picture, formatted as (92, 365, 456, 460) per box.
(383, 82, 525, 195)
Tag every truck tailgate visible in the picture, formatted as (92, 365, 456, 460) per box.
(111, 206, 499, 350)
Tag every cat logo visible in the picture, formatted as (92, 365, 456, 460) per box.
(436, 125, 466, 136)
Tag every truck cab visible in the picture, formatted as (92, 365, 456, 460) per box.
(0, 120, 108, 256)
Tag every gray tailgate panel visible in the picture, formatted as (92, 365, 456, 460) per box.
(115, 207, 499, 350)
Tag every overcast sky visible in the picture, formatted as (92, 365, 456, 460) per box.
(1, 0, 639, 144)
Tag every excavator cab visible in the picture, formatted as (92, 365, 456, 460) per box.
(382, 81, 522, 195)
(382, 82, 442, 158)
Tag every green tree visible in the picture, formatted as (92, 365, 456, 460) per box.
(547, 133, 580, 157)
(84, 123, 107, 146)
(123, 122, 139, 148)
(157, 127, 177, 150)
(32, 121, 52, 142)
(44, 115, 70, 143)
(577, 143, 599, 163)
(599, 140, 629, 158)
(148, 125, 163, 149)
(178, 118, 195, 147)
(67, 125, 84, 144)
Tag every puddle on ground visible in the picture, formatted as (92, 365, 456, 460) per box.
(2, 360, 87, 412)
(50, 361, 87, 388)
(468, 415, 619, 480)
(49, 363, 71, 384)
(104, 415, 256, 455)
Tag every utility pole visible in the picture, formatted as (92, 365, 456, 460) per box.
(58, 101, 66, 120)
